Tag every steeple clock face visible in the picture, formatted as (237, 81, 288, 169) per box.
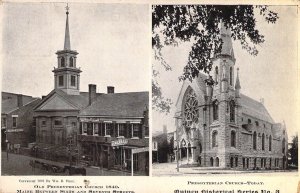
(183, 89, 199, 127)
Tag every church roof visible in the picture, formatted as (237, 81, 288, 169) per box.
(34, 89, 102, 111)
(240, 93, 274, 124)
(79, 91, 148, 118)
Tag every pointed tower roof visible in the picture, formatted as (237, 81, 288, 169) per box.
(219, 22, 235, 59)
(235, 68, 241, 90)
(64, 4, 71, 50)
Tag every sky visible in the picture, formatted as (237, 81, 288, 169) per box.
(1, 3, 150, 96)
(1, 4, 298, 140)
(152, 5, 299, 139)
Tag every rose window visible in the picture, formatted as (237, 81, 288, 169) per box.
(183, 89, 199, 127)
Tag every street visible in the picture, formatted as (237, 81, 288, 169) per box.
(152, 162, 298, 176)
(1, 152, 132, 176)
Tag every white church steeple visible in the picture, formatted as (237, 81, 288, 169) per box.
(53, 4, 82, 95)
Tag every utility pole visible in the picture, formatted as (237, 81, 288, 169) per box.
(174, 113, 181, 172)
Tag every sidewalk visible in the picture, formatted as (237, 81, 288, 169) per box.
(1, 152, 143, 176)
(152, 162, 298, 176)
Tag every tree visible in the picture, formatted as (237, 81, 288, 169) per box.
(289, 135, 298, 166)
(152, 5, 279, 112)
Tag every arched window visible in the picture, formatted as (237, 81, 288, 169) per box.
(253, 131, 257, 150)
(231, 130, 236, 147)
(230, 67, 233, 86)
(269, 135, 272, 151)
(215, 66, 219, 85)
(69, 57, 74, 67)
(213, 100, 219, 121)
(254, 158, 257, 167)
(229, 100, 235, 122)
(212, 131, 218, 147)
(262, 133, 265, 151)
(282, 138, 286, 153)
(183, 88, 199, 127)
(230, 157, 234, 168)
(248, 119, 252, 124)
(210, 157, 214, 167)
(215, 157, 219, 167)
(235, 157, 238, 167)
(61, 57, 65, 67)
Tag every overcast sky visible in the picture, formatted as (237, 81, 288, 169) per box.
(1, 3, 298, 139)
(1, 3, 150, 96)
(152, 5, 298, 139)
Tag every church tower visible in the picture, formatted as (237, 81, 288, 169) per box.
(53, 5, 82, 95)
(212, 22, 236, 94)
(206, 22, 237, 168)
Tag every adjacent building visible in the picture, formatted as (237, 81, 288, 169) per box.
(152, 126, 174, 163)
(174, 23, 288, 170)
(1, 92, 40, 150)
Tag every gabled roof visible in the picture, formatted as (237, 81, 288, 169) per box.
(9, 98, 41, 118)
(79, 91, 148, 118)
(175, 72, 207, 107)
(2, 92, 38, 114)
(240, 93, 274, 124)
(34, 89, 102, 111)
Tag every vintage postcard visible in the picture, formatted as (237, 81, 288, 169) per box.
(0, 0, 299, 193)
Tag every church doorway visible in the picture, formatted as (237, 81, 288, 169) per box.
(180, 148, 186, 159)
(54, 130, 63, 145)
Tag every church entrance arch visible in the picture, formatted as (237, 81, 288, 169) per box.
(180, 139, 187, 160)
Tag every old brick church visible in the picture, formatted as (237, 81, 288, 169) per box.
(174, 23, 288, 170)
(33, 6, 149, 174)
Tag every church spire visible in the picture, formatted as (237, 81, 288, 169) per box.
(219, 21, 235, 59)
(64, 3, 71, 50)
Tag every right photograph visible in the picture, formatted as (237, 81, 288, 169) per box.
(152, 5, 298, 176)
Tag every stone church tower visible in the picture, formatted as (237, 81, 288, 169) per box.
(208, 22, 241, 168)
(174, 22, 288, 170)
(52, 5, 82, 95)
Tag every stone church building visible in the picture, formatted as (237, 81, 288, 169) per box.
(33, 6, 149, 174)
(174, 23, 288, 170)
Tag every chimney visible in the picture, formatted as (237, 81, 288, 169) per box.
(107, 86, 114, 94)
(17, 94, 23, 108)
(42, 95, 46, 99)
(89, 84, 97, 105)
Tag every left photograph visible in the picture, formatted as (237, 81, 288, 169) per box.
(1, 3, 150, 176)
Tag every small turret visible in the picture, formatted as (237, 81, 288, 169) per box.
(205, 75, 214, 102)
(235, 68, 241, 97)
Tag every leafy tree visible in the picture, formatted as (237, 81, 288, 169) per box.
(152, 5, 279, 113)
(289, 134, 298, 166)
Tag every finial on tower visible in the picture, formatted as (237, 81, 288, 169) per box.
(64, 3, 71, 50)
(65, 3, 69, 15)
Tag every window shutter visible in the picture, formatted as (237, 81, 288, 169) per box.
(112, 121, 116, 137)
(79, 122, 82, 134)
(126, 121, 130, 138)
(139, 124, 143, 139)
